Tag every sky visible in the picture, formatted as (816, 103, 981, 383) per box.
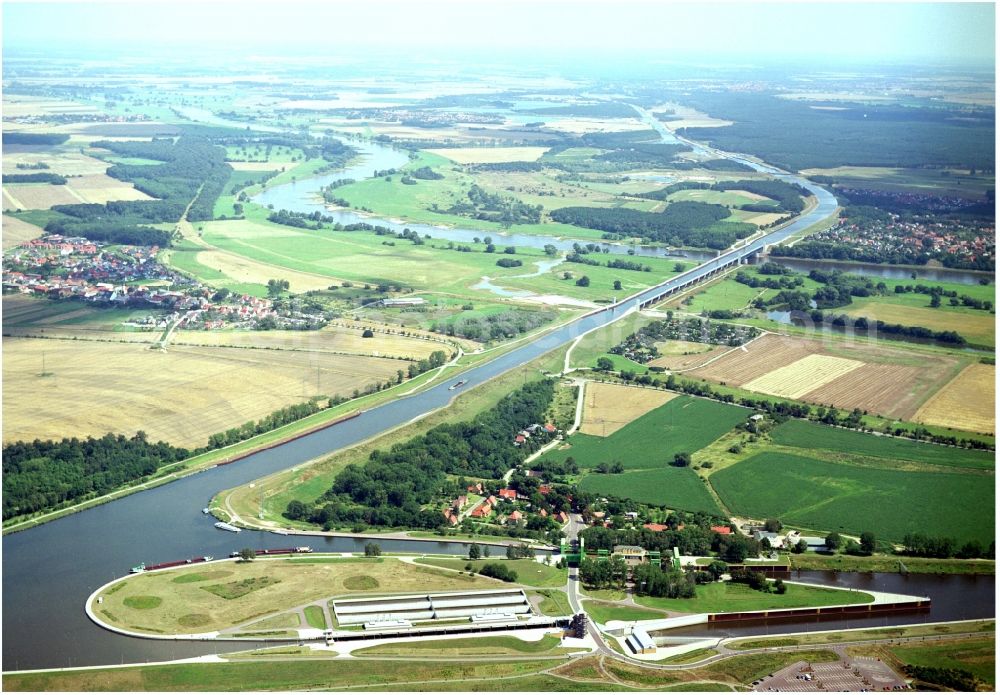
(2, 1, 995, 66)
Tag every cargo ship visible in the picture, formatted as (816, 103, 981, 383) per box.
(449, 380, 467, 390)
(228, 546, 313, 558)
(129, 555, 213, 574)
(214, 521, 240, 533)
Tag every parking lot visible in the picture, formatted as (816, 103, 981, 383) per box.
(753, 656, 909, 692)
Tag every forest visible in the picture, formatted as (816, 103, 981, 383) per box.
(283, 379, 557, 530)
(2, 132, 69, 146)
(4, 172, 67, 184)
(550, 201, 754, 249)
(2, 433, 190, 520)
(430, 308, 556, 341)
(676, 91, 996, 170)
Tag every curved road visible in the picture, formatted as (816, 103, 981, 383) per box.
(1, 129, 838, 671)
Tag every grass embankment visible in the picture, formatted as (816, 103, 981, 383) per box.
(92, 557, 496, 635)
(352, 635, 575, 657)
(789, 553, 995, 575)
(633, 581, 872, 614)
(582, 600, 665, 623)
(727, 620, 995, 650)
(531, 589, 573, 616)
(413, 558, 567, 588)
(1, 658, 563, 692)
(883, 637, 996, 688)
(217, 344, 568, 531)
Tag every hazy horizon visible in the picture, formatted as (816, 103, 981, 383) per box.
(3, 1, 995, 69)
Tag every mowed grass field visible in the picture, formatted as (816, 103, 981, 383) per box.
(93, 558, 498, 635)
(635, 581, 872, 614)
(2, 336, 407, 447)
(770, 420, 995, 469)
(578, 382, 676, 436)
(711, 451, 994, 544)
(915, 363, 995, 434)
(413, 558, 567, 588)
(579, 466, 721, 513)
(692, 333, 968, 423)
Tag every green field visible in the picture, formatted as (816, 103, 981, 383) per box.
(712, 451, 994, 543)
(579, 466, 722, 513)
(413, 558, 567, 588)
(770, 420, 995, 470)
(889, 637, 996, 687)
(634, 580, 872, 614)
(582, 600, 666, 623)
(352, 635, 571, 657)
(538, 396, 748, 471)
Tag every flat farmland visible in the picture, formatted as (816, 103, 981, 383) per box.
(538, 394, 747, 471)
(2, 337, 407, 447)
(711, 452, 994, 544)
(648, 340, 728, 370)
(665, 189, 769, 207)
(424, 146, 550, 164)
(2, 183, 82, 210)
(742, 354, 864, 399)
(65, 173, 154, 204)
(845, 299, 995, 348)
(1, 215, 45, 248)
(2, 149, 110, 176)
(692, 333, 965, 421)
(579, 466, 722, 513)
(770, 419, 995, 469)
(915, 363, 996, 434)
(579, 382, 676, 437)
(169, 324, 447, 361)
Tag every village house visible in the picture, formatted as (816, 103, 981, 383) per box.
(612, 545, 647, 568)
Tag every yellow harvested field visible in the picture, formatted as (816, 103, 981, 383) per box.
(845, 300, 995, 347)
(579, 381, 676, 437)
(542, 118, 648, 135)
(2, 96, 103, 117)
(169, 324, 448, 361)
(648, 343, 730, 371)
(2, 183, 82, 209)
(194, 248, 338, 293)
(94, 557, 497, 635)
(743, 354, 865, 399)
(915, 363, 995, 434)
(2, 150, 110, 176)
(2, 215, 45, 249)
(3, 337, 408, 447)
(425, 147, 550, 164)
(744, 212, 786, 227)
(65, 174, 153, 204)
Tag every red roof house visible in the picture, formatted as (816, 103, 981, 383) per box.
(643, 523, 668, 532)
(711, 525, 733, 535)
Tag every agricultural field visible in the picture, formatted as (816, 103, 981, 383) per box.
(1, 148, 110, 176)
(711, 451, 994, 544)
(578, 382, 676, 436)
(424, 146, 550, 164)
(579, 465, 722, 513)
(799, 165, 996, 199)
(665, 189, 770, 207)
(1, 214, 44, 248)
(539, 395, 749, 472)
(915, 363, 996, 434)
(2, 174, 152, 210)
(844, 298, 995, 348)
(770, 419, 995, 469)
(647, 340, 729, 371)
(742, 354, 865, 399)
(2, 336, 409, 447)
(92, 557, 497, 635)
(691, 332, 969, 423)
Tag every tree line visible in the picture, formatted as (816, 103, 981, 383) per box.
(283, 379, 557, 531)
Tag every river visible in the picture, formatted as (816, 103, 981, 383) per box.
(1, 108, 986, 672)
